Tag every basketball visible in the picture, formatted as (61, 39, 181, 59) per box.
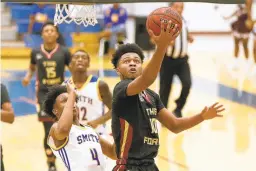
(146, 7, 182, 36)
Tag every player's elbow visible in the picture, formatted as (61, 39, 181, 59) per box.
(166, 120, 183, 134)
(166, 125, 181, 134)
(172, 128, 183, 134)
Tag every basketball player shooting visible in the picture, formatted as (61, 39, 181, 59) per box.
(62, 50, 112, 136)
(44, 84, 117, 171)
(111, 9, 225, 171)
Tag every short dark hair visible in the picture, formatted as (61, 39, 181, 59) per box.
(41, 21, 60, 35)
(43, 85, 67, 119)
(72, 49, 89, 57)
(111, 43, 145, 69)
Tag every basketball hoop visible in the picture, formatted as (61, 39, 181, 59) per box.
(54, 4, 98, 27)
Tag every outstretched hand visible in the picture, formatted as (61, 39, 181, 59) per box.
(200, 102, 225, 120)
(148, 20, 180, 48)
(66, 82, 77, 101)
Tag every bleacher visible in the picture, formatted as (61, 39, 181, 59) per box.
(1, 3, 103, 58)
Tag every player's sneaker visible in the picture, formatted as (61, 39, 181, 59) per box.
(48, 166, 57, 171)
(227, 57, 240, 71)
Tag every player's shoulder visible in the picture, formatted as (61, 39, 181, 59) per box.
(146, 88, 159, 99)
(113, 79, 131, 91)
(116, 79, 133, 86)
(31, 47, 42, 53)
(119, 7, 127, 14)
(58, 45, 70, 52)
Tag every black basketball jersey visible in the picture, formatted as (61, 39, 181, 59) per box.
(30, 44, 71, 91)
(112, 79, 164, 165)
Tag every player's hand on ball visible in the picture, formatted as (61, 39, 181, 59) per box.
(148, 20, 180, 48)
(200, 102, 225, 120)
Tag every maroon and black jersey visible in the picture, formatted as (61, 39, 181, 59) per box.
(112, 79, 164, 168)
(232, 8, 252, 33)
(30, 44, 71, 91)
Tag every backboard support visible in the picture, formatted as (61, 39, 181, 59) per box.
(2, 0, 245, 4)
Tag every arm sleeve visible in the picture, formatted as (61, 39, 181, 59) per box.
(30, 50, 37, 65)
(1, 84, 10, 105)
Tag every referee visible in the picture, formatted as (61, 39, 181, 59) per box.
(159, 2, 194, 118)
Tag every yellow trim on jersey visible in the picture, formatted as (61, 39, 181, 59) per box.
(63, 75, 92, 90)
(120, 120, 129, 158)
(47, 136, 69, 151)
(74, 124, 91, 130)
(96, 79, 103, 101)
(76, 75, 92, 90)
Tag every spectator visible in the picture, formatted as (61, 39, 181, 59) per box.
(103, 3, 128, 53)
(224, 4, 252, 70)
(28, 3, 65, 46)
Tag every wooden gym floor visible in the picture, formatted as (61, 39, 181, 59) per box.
(1, 35, 256, 171)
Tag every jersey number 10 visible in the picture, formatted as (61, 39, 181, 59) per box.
(150, 118, 158, 134)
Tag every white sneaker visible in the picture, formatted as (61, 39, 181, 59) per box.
(250, 65, 256, 77)
(227, 57, 239, 71)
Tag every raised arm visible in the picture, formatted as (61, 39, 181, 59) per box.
(246, 0, 252, 20)
(51, 85, 76, 140)
(126, 21, 179, 96)
(223, 10, 238, 20)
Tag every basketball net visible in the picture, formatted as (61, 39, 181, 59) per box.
(54, 4, 98, 27)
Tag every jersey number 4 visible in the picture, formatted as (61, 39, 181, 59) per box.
(90, 148, 100, 165)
